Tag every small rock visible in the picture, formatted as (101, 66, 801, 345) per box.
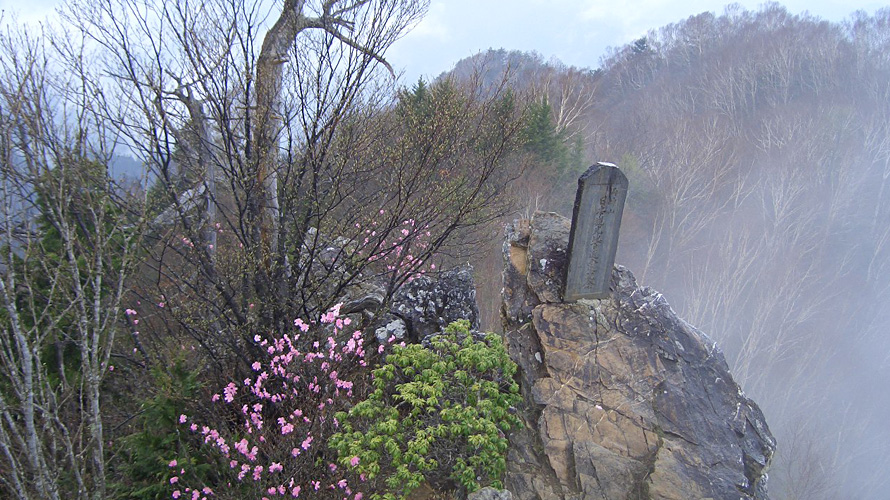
(374, 318, 406, 343)
(467, 487, 513, 500)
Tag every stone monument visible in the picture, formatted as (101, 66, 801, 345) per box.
(563, 162, 628, 300)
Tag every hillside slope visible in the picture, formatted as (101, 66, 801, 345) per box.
(451, 5, 890, 499)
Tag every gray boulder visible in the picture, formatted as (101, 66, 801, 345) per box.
(391, 264, 480, 343)
(468, 487, 514, 500)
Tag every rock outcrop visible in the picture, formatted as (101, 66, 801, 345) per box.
(501, 212, 775, 499)
(373, 264, 481, 344)
(298, 226, 479, 345)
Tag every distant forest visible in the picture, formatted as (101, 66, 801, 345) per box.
(458, 5, 890, 498)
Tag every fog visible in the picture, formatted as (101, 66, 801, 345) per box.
(463, 5, 890, 498)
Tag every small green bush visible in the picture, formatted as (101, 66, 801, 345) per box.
(329, 320, 521, 499)
(113, 360, 217, 500)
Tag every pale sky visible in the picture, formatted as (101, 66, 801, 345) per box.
(386, 0, 887, 82)
(4, 0, 888, 83)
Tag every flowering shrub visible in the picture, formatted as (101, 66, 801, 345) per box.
(167, 304, 379, 500)
(329, 320, 521, 499)
(352, 215, 436, 281)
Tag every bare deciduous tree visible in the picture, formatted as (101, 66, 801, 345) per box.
(53, 0, 527, 380)
(0, 20, 147, 499)
(591, 6, 890, 497)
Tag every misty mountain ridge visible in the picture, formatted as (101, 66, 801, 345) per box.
(109, 154, 145, 181)
(447, 4, 890, 499)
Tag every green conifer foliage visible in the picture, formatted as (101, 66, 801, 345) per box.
(330, 320, 521, 499)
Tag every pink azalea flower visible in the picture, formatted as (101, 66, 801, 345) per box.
(234, 438, 249, 455)
(224, 383, 237, 402)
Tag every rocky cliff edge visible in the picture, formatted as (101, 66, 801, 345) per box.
(500, 212, 775, 500)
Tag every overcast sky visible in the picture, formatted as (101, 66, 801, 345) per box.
(6, 0, 888, 83)
(385, 0, 887, 82)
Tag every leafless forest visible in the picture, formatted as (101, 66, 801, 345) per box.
(464, 5, 890, 499)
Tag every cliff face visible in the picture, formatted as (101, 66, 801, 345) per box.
(501, 212, 775, 500)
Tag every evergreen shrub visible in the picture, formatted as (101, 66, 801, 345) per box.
(330, 320, 521, 499)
